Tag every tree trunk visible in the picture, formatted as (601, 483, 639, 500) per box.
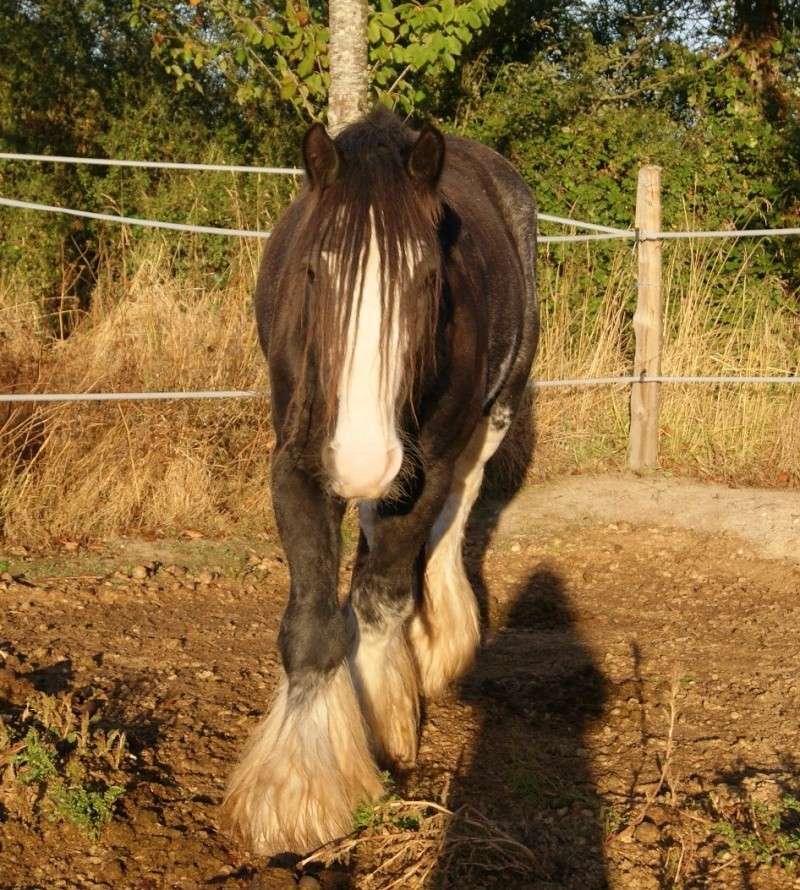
(328, 0, 369, 134)
(730, 0, 786, 117)
(733, 0, 782, 48)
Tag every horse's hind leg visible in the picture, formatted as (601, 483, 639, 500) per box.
(224, 452, 382, 856)
(409, 403, 512, 699)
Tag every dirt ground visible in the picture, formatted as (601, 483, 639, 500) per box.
(1, 473, 799, 890)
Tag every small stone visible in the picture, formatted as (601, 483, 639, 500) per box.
(0, 572, 12, 583)
(131, 565, 149, 581)
(197, 570, 214, 585)
(298, 877, 322, 890)
(99, 859, 125, 882)
(645, 805, 671, 826)
(634, 821, 661, 844)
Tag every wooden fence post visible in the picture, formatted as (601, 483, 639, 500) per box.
(628, 165, 663, 471)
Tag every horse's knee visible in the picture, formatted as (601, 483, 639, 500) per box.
(278, 602, 350, 678)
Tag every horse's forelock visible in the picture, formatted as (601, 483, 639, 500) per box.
(286, 121, 443, 436)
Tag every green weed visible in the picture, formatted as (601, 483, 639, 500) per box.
(14, 728, 58, 783)
(714, 794, 800, 870)
(3, 692, 128, 839)
(49, 782, 125, 840)
(353, 772, 421, 834)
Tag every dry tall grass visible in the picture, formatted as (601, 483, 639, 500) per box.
(1, 235, 797, 544)
(529, 239, 799, 484)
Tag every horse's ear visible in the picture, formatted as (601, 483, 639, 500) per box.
(406, 124, 445, 189)
(303, 123, 341, 191)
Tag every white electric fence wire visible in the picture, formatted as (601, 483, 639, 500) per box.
(641, 227, 800, 240)
(0, 151, 303, 176)
(3, 376, 800, 403)
(0, 196, 272, 239)
(537, 213, 630, 235)
(0, 196, 623, 242)
(539, 232, 637, 244)
(4, 195, 800, 244)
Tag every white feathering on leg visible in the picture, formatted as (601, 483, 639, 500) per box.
(410, 413, 510, 699)
(411, 522, 481, 700)
(223, 663, 383, 855)
(349, 614, 420, 770)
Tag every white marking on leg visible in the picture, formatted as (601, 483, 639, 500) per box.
(410, 410, 511, 698)
(349, 603, 420, 770)
(224, 663, 382, 855)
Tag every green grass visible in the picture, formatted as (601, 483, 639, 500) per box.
(714, 794, 800, 870)
(3, 692, 128, 840)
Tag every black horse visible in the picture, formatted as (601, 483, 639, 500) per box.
(225, 108, 539, 856)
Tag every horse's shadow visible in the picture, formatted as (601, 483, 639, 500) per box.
(429, 390, 610, 888)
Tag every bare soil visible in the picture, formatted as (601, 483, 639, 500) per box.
(1, 474, 799, 889)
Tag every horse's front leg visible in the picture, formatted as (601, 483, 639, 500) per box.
(224, 449, 382, 856)
(348, 461, 455, 771)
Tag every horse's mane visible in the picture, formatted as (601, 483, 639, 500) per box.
(276, 109, 443, 433)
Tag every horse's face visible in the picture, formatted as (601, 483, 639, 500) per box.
(301, 121, 445, 501)
(321, 227, 400, 499)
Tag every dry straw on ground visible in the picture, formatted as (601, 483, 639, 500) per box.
(298, 798, 539, 889)
(1, 235, 798, 543)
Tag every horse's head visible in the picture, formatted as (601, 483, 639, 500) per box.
(297, 113, 446, 500)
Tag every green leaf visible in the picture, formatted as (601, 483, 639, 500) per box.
(280, 77, 296, 100)
(421, 6, 441, 26)
(457, 6, 482, 29)
(306, 72, 324, 95)
(297, 45, 315, 79)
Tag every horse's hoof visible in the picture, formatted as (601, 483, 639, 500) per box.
(224, 665, 383, 855)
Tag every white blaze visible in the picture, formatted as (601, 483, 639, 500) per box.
(326, 226, 405, 500)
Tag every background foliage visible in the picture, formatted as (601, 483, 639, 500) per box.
(0, 0, 798, 310)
